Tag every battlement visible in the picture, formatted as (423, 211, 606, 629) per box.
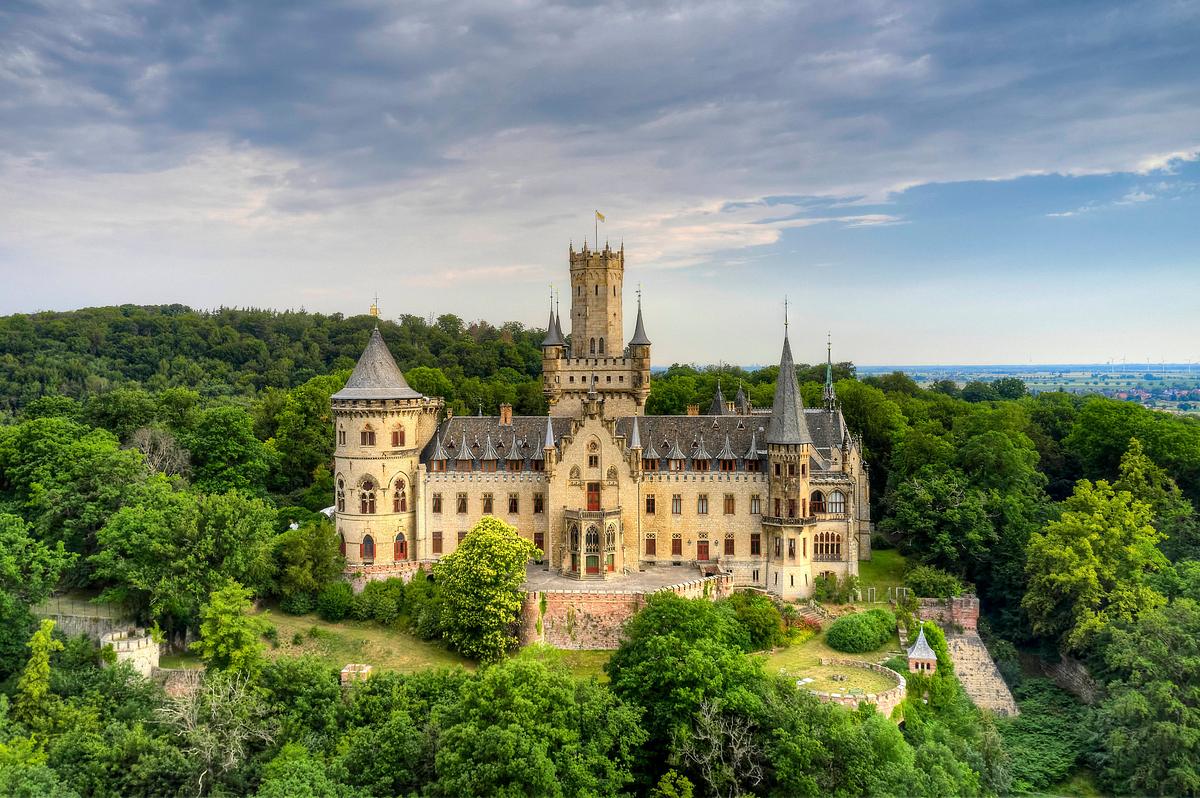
(569, 242, 623, 269)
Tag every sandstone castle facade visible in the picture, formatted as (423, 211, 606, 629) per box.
(331, 242, 871, 599)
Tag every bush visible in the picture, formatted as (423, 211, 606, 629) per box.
(825, 608, 896, 653)
(813, 573, 860, 604)
(904, 565, 965, 599)
(280, 591, 316, 616)
(355, 579, 404, 625)
(316, 581, 353, 622)
(725, 591, 786, 650)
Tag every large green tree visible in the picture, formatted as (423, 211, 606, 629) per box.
(1023, 479, 1167, 652)
(0, 514, 73, 678)
(91, 486, 277, 632)
(183, 406, 275, 495)
(191, 582, 270, 677)
(434, 515, 538, 661)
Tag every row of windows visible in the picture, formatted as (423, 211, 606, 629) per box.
(336, 478, 407, 514)
(430, 458, 546, 473)
(644, 533, 752, 558)
(769, 490, 847, 519)
(646, 493, 762, 515)
(565, 373, 624, 384)
(432, 492, 546, 515)
(338, 426, 407, 448)
(338, 532, 408, 561)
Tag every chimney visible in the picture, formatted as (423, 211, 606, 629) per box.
(686, 404, 700, 416)
(499, 403, 513, 426)
(725, 401, 736, 414)
(446, 407, 454, 419)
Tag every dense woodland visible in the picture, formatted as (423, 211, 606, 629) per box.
(2, 304, 1200, 796)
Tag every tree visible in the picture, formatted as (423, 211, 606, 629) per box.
(429, 655, 647, 797)
(882, 464, 993, 573)
(269, 374, 343, 492)
(157, 672, 276, 796)
(191, 582, 270, 677)
(92, 486, 277, 633)
(182, 406, 275, 494)
(127, 425, 190, 478)
(0, 515, 73, 678)
(1115, 437, 1200, 561)
(15, 620, 64, 728)
(1095, 598, 1200, 795)
(904, 565, 965, 599)
(434, 516, 538, 661)
(1023, 479, 1167, 652)
(255, 744, 345, 798)
(274, 519, 343, 612)
(724, 591, 786, 651)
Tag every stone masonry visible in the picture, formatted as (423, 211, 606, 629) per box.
(947, 633, 1019, 717)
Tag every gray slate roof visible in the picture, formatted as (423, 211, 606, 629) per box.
(541, 309, 565, 347)
(706, 382, 727, 415)
(332, 327, 424, 400)
(766, 333, 814, 445)
(422, 416, 572, 464)
(628, 302, 651, 347)
(907, 627, 937, 661)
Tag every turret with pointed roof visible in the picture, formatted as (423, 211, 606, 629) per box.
(628, 294, 651, 347)
(333, 327, 424, 400)
(542, 306, 565, 348)
(824, 335, 837, 412)
(734, 383, 750, 415)
(706, 380, 727, 415)
(767, 331, 813, 445)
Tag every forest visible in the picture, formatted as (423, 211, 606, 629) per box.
(2, 304, 1200, 796)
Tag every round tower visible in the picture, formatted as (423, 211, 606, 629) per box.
(332, 327, 442, 575)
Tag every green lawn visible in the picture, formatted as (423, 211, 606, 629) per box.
(761, 628, 904, 693)
(857, 549, 908, 596)
(258, 609, 472, 674)
(253, 607, 613, 680)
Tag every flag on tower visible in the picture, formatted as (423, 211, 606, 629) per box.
(595, 210, 605, 222)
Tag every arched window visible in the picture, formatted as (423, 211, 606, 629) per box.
(338, 531, 346, 558)
(391, 426, 406, 447)
(605, 524, 616, 548)
(569, 465, 581, 481)
(360, 479, 377, 514)
(394, 533, 407, 561)
(606, 465, 618, 482)
(361, 534, 375, 561)
(814, 531, 842, 560)
(586, 525, 600, 552)
(590, 337, 596, 354)
(570, 525, 580, 550)
(828, 491, 846, 514)
(336, 478, 345, 512)
(810, 490, 826, 514)
(393, 480, 407, 513)
(598, 337, 605, 354)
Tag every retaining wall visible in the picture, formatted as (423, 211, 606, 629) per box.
(915, 595, 979, 632)
(811, 657, 906, 720)
(346, 560, 426, 592)
(519, 572, 734, 650)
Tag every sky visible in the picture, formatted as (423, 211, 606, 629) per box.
(1, 0, 1198, 366)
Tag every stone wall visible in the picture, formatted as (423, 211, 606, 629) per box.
(346, 560, 426, 592)
(101, 630, 160, 677)
(916, 595, 979, 632)
(1039, 654, 1098, 704)
(519, 572, 734, 650)
(811, 657, 906, 720)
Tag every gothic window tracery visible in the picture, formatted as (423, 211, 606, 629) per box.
(828, 491, 846, 514)
(814, 531, 842, 560)
(360, 479, 377, 514)
(810, 490, 826, 514)
(336, 478, 345, 512)
(362, 534, 376, 561)
(393, 480, 407, 512)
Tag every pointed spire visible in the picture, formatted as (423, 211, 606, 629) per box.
(706, 379, 727, 415)
(531, 433, 545, 460)
(743, 428, 759, 460)
(480, 434, 500, 461)
(642, 424, 659, 460)
(907, 627, 937, 661)
(734, 382, 749, 415)
(543, 415, 556, 450)
(332, 327, 423, 400)
(628, 289, 651, 347)
(429, 430, 450, 462)
(629, 416, 642, 449)
(455, 431, 475, 466)
(824, 332, 837, 411)
(716, 433, 737, 461)
(693, 434, 712, 461)
(667, 433, 686, 462)
(542, 289, 565, 347)
(767, 330, 814, 445)
(505, 433, 524, 461)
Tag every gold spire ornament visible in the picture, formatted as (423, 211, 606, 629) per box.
(369, 293, 380, 318)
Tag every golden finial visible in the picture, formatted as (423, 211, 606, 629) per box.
(369, 293, 380, 318)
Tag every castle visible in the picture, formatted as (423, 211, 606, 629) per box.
(331, 242, 871, 600)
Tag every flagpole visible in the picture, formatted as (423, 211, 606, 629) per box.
(594, 211, 598, 252)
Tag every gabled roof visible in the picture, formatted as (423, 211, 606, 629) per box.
(766, 332, 814, 445)
(332, 327, 424, 400)
(907, 627, 937, 661)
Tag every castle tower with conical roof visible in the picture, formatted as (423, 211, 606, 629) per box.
(332, 325, 443, 576)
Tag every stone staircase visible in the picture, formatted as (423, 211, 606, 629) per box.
(947, 633, 1019, 717)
